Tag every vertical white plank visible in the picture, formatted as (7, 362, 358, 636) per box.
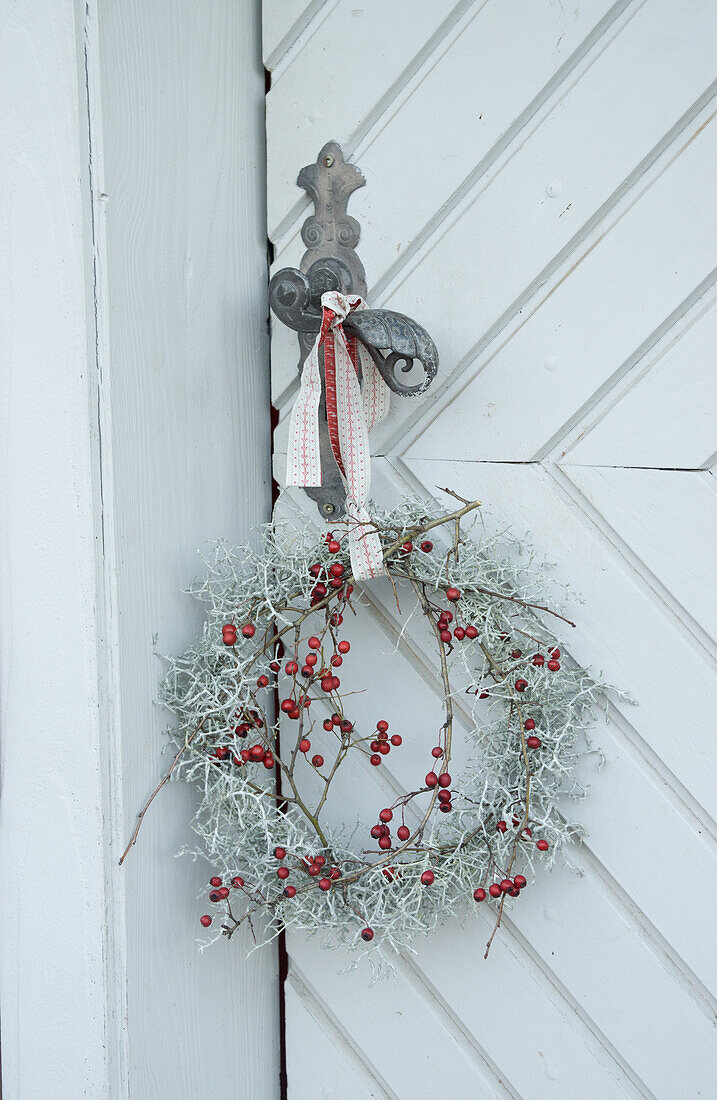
(2, 0, 278, 1096)
(0, 0, 119, 1095)
(90, 1, 279, 1097)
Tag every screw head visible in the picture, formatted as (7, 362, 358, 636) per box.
(323, 154, 334, 167)
(321, 501, 336, 516)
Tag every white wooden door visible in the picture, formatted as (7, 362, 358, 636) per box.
(1, 2, 278, 1096)
(265, 2, 717, 1096)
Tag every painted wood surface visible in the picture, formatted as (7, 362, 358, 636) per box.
(265, 1, 717, 1096)
(2, 1, 278, 1096)
(1, 1, 118, 1094)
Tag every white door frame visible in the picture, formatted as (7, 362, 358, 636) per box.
(1, 2, 279, 1095)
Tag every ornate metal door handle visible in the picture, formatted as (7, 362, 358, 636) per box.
(269, 141, 439, 516)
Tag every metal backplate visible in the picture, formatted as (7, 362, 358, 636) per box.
(269, 141, 439, 516)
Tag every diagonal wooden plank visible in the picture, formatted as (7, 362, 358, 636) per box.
(270, 2, 717, 413)
(562, 292, 717, 467)
(287, 933, 517, 1098)
(401, 107, 716, 463)
(263, 0, 332, 73)
(266, 0, 472, 238)
(562, 468, 717, 644)
(286, 968, 399, 1099)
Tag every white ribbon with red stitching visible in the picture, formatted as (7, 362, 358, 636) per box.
(286, 291, 389, 580)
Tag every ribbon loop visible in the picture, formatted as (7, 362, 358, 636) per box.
(286, 291, 390, 580)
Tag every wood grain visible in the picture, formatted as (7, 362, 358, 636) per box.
(92, 1, 278, 1096)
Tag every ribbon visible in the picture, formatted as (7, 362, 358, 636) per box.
(286, 291, 390, 581)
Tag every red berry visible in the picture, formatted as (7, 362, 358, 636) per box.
(465, 625, 478, 639)
(231, 876, 244, 888)
(536, 839, 550, 851)
(524, 718, 535, 730)
(315, 856, 326, 868)
(523, 827, 533, 838)
(390, 734, 402, 747)
(532, 654, 544, 667)
(209, 876, 222, 887)
(330, 676, 340, 690)
(361, 927, 374, 942)
(311, 754, 324, 768)
(285, 660, 298, 675)
(269, 661, 280, 672)
(328, 539, 341, 553)
(397, 825, 410, 841)
(527, 736, 541, 749)
(420, 541, 433, 553)
(511, 649, 522, 659)
(379, 808, 393, 823)
(370, 825, 382, 839)
(256, 675, 270, 688)
(274, 847, 286, 860)
(437, 772, 451, 788)
(440, 629, 452, 643)
(420, 870, 435, 886)
(425, 772, 438, 788)
(200, 915, 212, 928)
(378, 835, 392, 850)
(217, 886, 229, 899)
(370, 740, 380, 752)
(439, 802, 452, 813)
(514, 875, 527, 889)
(250, 744, 264, 760)
(242, 623, 256, 638)
(437, 789, 451, 803)
(500, 878, 513, 893)
(550, 647, 560, 659)
(548, 659, 560, 671)
(330, 867, 341, 880)
(378, 742, 390, 756)
(299, 738, 311, 753)
(401, 541, 413, 553)
(283, 886, 296, 898)
(263, 755, 275, 769)
(431, 746, 443, 758)
(515, 678, 528, 692)
(305, 652, 318, 667)
(337, 640, 350, 654)
(488, 884, 502, 898)
(330, 562, 344, 578)
(320, 677, 333, 692)
(319, 878, 331, 891)
(376, 720, 389, 733)
(370, 754, 381, 766)
(280, 699, 293, 713)
(308, 636, 321, 650)
(323, 718, 333, 732)
(209, 891, 221, 903)
(496, 820, 507, 833)
(454, 627, 465, 640)
(446, 587, 460, 602)
(473, 888, 486, 902)
(277, 866, 289, 880)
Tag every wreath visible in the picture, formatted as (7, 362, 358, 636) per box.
(122, 490, 607, 974)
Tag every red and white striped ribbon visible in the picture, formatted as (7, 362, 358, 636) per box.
(286, 291, 390, 580)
